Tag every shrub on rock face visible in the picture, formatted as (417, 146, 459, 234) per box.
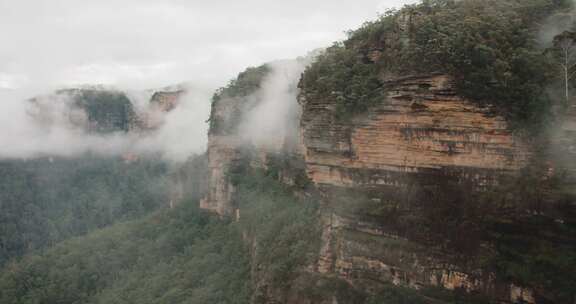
(209, 65, 270, 135)
(74, 90, 136, 133)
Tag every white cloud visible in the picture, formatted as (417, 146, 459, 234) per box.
(0, 87, 211, 162)
(0, 0, 417, 91)
(0, 73, 29, 89)
(0, 0, 417, 160)
(56, 63, 175, 87)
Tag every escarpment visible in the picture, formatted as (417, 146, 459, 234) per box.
(201, 61, 308, 217)
(200, 1, 576, 303)
(301, 74, 530, 189)
(201, 67, 575, 304)
(199, 65, 271, 216)
(300, 73, 537, 303)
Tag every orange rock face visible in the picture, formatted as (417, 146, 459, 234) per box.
(202, 72, 542, 302)
(302, 74, 530, 189)
(200, 135, 243, 216)
(299, 74, 534, 302)
(150, 90, 183, 112)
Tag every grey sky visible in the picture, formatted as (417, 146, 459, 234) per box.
(0, 0, 417, 93)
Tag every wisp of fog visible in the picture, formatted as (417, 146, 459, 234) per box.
(239, 58, 311, 149)
(0, 87, 211, 162)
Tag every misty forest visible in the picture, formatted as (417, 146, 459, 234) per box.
(1, 0, 576, 303)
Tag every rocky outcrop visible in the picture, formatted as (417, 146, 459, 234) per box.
(200, 136, 243, 216)
(199, 73, 248, 216)
(150, 90, 183, 112)
(201, 65, 550, 301)
(300, 74, 536, 303)
(136, 90, 184, 130)
(200, 62, 576, 302)
(301, 74, 529, 188)
(200, 61, 306, 217)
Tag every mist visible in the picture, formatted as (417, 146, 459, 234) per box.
(0, 87, 211, 162)
(239, 58, 312, 149)
(537, 1, 576, 47)
(0, 0, 420, 162)
(132, 88, 211, 161)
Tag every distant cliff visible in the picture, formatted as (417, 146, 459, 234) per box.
(28, 88, 184, 133)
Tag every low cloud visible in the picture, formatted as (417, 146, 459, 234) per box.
(133, 88, 211, 161)
(0, 87, 211, 162)
(238, 58, 311, 149)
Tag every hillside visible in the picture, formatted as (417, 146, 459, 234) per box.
(0, 169, 320, 304)
(0, 87, 204, 267)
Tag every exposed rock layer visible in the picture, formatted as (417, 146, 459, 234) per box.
(200, 72, 571, 303)
(299, 74, 534, 303)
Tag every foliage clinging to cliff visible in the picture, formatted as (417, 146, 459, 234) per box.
(209, 65, 270, 135)
(72, 90, 136, 133)
(236, 169, 321, 293)
(301, 45, 384, 121)
(301, 0, 572, 128)
(213, 65, 270, 102)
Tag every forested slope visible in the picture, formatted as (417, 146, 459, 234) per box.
(0, 156, 170, 266)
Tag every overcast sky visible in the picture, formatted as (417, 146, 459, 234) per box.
(0, 0, 417, 94)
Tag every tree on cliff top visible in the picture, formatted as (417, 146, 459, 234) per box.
(300, 0, 572, 130)
(551, 30, 576, 105)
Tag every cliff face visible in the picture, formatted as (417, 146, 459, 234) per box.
(300, 73, 535, 303)
(201, 61, 306, 217)
(136, 90, 184, 130)
(200, 135, 243, 216)
(301, 74, 529, 188)
(201, 69, 576, 302)
(200, 65, 554, 301)
(198, 0, 576, 301)
(201, 68, 545, 302)
(150, 90, 183, 112)
(199, 72, 249, 216)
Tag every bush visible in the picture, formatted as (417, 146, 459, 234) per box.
(300, 0, 572, 130)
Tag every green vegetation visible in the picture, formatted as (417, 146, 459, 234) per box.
(299, 5, 576, 300)
(213, 65, 271, 102)
(72, 90, 136, 133)
(235, 169, 320, 301)
(489, 218, 576, 303)
(0, 156, 170, 267)
(209, 65, 270, 135)
(0, 164, 322, 304)
(301, 0, 573, 128)
(324, 166, 576, 302)
(4, 1, 576, 302)
(0, 202, 251, 304)
(484, 163, 576, 303)
(300, 45, 384, 121)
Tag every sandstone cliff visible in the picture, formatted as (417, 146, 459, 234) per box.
(200, 1, 576, 302)
(299, 73, 536, 303)
(199, 50, 576, 304)
(202, 74, 576, 303)
(200, 61, 306, 217)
